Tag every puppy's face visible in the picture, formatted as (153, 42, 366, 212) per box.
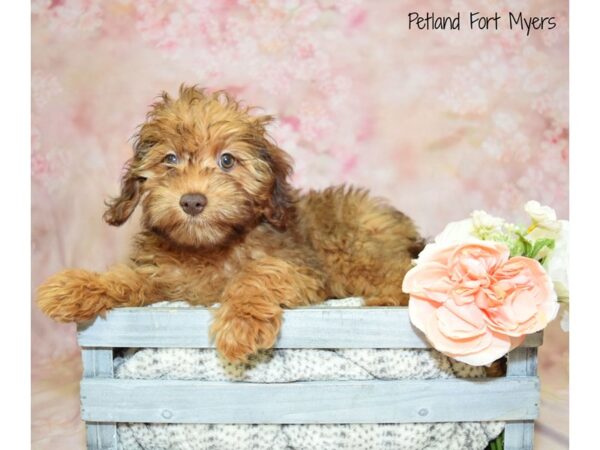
(103, 87, 293, 248)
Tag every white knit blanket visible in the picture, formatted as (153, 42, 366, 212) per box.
(114, 299, 503, 450)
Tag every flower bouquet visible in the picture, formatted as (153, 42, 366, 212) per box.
(402, 201, 569, 366)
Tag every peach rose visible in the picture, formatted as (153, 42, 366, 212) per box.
(403, 241, 558, 366)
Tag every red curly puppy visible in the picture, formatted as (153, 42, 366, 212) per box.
(37, 86, 424, 363)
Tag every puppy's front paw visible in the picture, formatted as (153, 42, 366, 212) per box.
(37, 269, 109, 322)
(211, 304, 281, 363)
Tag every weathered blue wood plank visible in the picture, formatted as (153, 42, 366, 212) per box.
(84, 422, 118, 450)
(77, 307, 543, 349)
(81, 349, 117, 450)
(507, 347, 538, 377)
(80, 377, 539, 424)
(504, 347, 539, 450)
(81, 348, 113, 378)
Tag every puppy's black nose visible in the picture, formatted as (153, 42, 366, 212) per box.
(179, 193, 207, 216)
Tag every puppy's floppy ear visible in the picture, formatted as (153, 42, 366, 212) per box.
(259, 144, 295, 231)
(103, 160, 144, 226)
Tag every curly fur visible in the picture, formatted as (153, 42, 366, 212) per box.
(37, 85, 424, 362)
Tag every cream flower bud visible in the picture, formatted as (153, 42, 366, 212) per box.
(525, 200, 561, 238)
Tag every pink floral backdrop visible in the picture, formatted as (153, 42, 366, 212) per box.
(32, 1, 568, 448)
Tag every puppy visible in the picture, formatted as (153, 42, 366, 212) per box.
(37, 86, 424, 363)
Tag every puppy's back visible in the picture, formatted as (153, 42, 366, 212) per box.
(296, 185, 424, 301)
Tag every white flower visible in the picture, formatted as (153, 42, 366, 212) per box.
(433, 219, 475, 245)
(418, 212, 512, 262)
(416, 219, 482, 262)
(544, 220, 569, 300)
(471, 210, 505, 238)
(560, 307, 569, 332)
(524, 200, 568, 332)
(524, 200, 561, 239)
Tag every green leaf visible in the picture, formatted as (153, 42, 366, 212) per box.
(528, 238, 556, 259)
(522, 238, 533, 257)
(509, 238, 526, 257)
(510, 232, 535, 257)
(485, 430, 505, 450)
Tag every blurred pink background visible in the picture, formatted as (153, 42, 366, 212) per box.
(31, 1, 569, 449)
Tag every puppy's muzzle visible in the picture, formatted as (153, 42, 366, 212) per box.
(180, 193, 207, 216)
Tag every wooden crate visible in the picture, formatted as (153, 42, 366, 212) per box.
(77, 307, 542, 450)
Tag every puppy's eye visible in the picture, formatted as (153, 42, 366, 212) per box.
(163, 153, 178, 165)
(218, 153, 236, 170)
